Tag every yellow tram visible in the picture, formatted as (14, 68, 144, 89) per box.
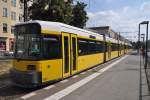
(10, 20, 132, 87)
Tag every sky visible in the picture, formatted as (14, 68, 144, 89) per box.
(78, 0, 150, 42)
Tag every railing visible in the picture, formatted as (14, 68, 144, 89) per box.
(146, 55, 150, 92)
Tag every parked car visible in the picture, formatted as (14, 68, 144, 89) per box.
(148, 49, 150, 52)
(0, 50, 5, 56)
(4, 51, 14, 56)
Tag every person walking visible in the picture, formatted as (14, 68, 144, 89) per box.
(141, 45, 145, 60)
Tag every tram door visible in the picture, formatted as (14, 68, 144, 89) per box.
(62, 33, 71, 78)
(70, 34, 77, 75)
(62, 33, 77, 78)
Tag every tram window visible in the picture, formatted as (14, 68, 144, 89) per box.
(16, 23, 41, 35)
(105, 43, 108, 52)
(43, 35, 61, 59)
(96, 41, 103, 53)
(112, 43, 117, 51)
(120, 45, 122, 50)
(28, 37, 41, 57)
(116, 44, 118, 50)
(89, 41, 96, 54)
(78, 39, 89, 55)
(111, 43, 114, 51)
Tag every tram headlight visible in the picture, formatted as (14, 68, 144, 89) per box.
(27, 65, 36, 70)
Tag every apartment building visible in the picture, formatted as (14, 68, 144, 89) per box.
(0, 0, 24, 51)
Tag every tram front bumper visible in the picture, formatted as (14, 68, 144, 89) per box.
(10, 69, 42, 88)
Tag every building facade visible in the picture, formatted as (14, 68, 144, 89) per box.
(86, 26, 130, 43)
(0, 0, 24, 51)
(87, 26, 118, 39)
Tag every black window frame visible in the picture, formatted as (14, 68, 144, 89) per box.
(112, 43, 118, 51)
(41, 34, 62, 60)
(3, 8, 7, 17)
(78, 38, 89, 56)
(3, 23, 7, 33)
(2, 0, 7, 2)
(78, 38, 104, 56)
(14, 23, 43, 60)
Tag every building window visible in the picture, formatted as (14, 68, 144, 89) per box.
(19, 3, 24, 9)
(19, 14, 23, 21)
(2, 0, 7, 2)
(11, 0, 16, 7)
(3, 8, 7, 17)
(3, 23, 8, 33)
(11, 26, 15, 34)
(0, 41, 6, 51)
(11, 12, 16, 20)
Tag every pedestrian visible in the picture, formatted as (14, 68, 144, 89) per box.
(141, 45, 145, 59)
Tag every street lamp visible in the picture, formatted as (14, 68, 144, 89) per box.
(139, 21, 150, 93)
(139, 21, 149, 69)
(141, 34, 145, 55)
(24, 0, 28, 22)
(141, 34, 145, 43)
(138, 24, 141, 54)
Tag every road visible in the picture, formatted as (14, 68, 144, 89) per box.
(0, 59, 37, 100)
(0, 59, 12, 75)
(0, 52, 150, 100)
(61, 54, 139, 100)
(0, 55, 121, 100)
(12, 52, 149, 100)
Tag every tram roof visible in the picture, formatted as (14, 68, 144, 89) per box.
(16, 20, 131, 45)
(16, 20, 104, 40)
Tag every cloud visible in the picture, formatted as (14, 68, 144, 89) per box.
(123, 6, 129, 13)
(87, 10, 122, 29)
(87, 10, 121, 26)
(86, 9, 141, 41)
(85, 1, 150, 41)
(140, 1, 150, 12)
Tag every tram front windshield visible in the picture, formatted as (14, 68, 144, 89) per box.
(15, 24, 42, 60)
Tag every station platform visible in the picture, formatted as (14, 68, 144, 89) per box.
(17, 51, 150, 100)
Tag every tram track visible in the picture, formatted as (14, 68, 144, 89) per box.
(0, 60, 35, 100)
(0, 77, 35, 100)
(0, 73, 44, 100)
(0, 59, 34, 100)
(0, 55, 125, 100)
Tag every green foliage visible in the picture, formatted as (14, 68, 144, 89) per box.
(28, 0, 73, 24)
(70, 1, 88, 28)
(26, 0, 88, 28)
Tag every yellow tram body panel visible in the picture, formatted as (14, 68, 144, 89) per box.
(13, 60, 41, 71)
(106, 52, 110, 61)
(78, 53, 104, 71)
(106, 51, 119, 61)
(41, 30, 61, 35)
(39, 59, 62, 83)
(13, 59, 63, 83)
(111, 51, 119, 59)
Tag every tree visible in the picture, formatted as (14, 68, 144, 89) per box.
(70, 1, 88, 28)
(20, 0, 31, 21)
(22, 0, 88, 28)
(28, 0, 73, 24)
